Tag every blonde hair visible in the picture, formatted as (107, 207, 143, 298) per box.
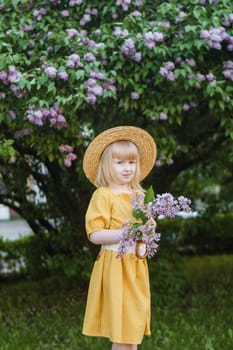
(95, 140, 143, 190)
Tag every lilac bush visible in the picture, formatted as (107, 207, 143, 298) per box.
(0, 0, 232, 246)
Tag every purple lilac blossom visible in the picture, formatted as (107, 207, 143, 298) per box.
(59, 144, 74, 153)
(59, 144, 77, 167)
(14, 129, 30, 139)
(27, 104, 67, 128)
(159, 112, 168, 120)
(118, 190, 191, 258)
(57, 71, 69, 80)
(84, 53, 96, 62)
(113, 26, 129, 37)
(131, 92, 140, 100)
(64, 153, 77, 168)
(61, 10, 70, 17)
(9, 110, 16, 119)
(121, 38, 142, 62)
(200, 26, 233, 51)
(44, 66, 57, 78)
(0, 71, 9, 84)
(223, 61, 233, 81)
(130, 11, 142, 17)
(183, 103, 190, 111)
(69, 0, 82, 5)
(66, 28, 78, 39)
(66, 54, 83, 68)
(115, 0, 131, 12)
(80, 13, 91, 26)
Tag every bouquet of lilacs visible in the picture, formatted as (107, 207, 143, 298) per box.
(117, 187, 191, 259)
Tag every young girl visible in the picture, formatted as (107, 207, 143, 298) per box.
(82, 126, 157, 350)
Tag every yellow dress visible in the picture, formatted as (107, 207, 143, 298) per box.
(82, 187, 151, 345)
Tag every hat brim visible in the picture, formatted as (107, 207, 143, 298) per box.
(83, 126, 157, 185)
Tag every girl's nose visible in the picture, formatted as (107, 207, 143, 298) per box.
(123, 162, 131, 170)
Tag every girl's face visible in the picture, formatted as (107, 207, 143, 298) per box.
(95, 140, 140, 189)
(111, 157, 137, 186)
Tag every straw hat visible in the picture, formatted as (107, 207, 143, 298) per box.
(83, 126, 157, 185)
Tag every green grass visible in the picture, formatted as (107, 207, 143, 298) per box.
(0, 255, 233, 350)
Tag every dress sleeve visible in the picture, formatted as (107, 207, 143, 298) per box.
(85, 188, 111, 236)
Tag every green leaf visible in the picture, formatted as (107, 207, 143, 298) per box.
(144, 186, 155, 204)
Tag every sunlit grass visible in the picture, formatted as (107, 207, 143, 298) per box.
(0, 255, 232, 350)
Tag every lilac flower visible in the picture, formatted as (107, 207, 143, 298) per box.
(135, 0, 143, 6)
(8, 66, 22, 83)
(197, 73, 206, 81)
(121, 39, 141, 62)
(206, 73, 215, 81)
(183, 103, 190, 111)
(80, 13, 91, 26)
(61, 10, 70, 17)
(159, 112, 168, 120)
(91, 8, 98, 16)
(159, 67, 169, 78)
(117, 188, 191, 258)
(144, 32, 155, 49)
(113, 26, 129, 37)
(223, 70, 233, 80)
(57, 71, 69, 80)
(185, 58, 196, 67)
(167, 72, 176, 81)
(27, 104, 67, 129)
(66, 54, 83, 68)
(58, 144, 77, 167)
(86, 94, 97, 104)
(69, 0, 82, 5)
(115, 0, 131, 12)
(58, 144, 74, 153)
(150, 193, 191, 219)
(90, 71, 105, 80)
(0, 71, 8, 85)
(9, 110, 16, 119)
(200, 26, 232, 50)
(14, 128, 30, 139)
(131, 92, 140, 100)
(153, 32, 164, 42)
(44, 66, 57, 78)
(94, 29, 101, 36)
(130, 11, 142, 17)
(134, 52, 142, 62)
(164, 61, 175, 71)
(66, 28, 78, 39)
(84, 53, 96, 62)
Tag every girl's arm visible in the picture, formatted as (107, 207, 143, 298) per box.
(89, 229, 122, 245)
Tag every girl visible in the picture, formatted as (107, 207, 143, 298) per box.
(82, 126, 157, 350)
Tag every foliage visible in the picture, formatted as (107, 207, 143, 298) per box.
(0, 255, 233, 349)
(0, 0, 233, 270)
(158, 212, 233, 255)
(0, 231, 93, 281)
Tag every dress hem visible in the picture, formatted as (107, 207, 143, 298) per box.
(82, 330, 151, 345)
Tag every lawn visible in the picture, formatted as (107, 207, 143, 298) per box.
(0, 255, 232, 350)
